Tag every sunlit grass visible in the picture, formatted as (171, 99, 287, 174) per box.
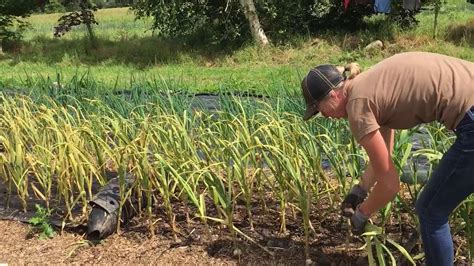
(0, 6, 471, 93)
(24, 7, 153, 40)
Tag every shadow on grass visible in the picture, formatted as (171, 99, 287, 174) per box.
(445, 18, 474, 47)
(0, 15, 400, 68)
(2, 34, 239, 68)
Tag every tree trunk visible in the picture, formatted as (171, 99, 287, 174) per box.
(81, 0, 97, 49)
(85, 22, 97, 48)
(239, 0, 269, 46)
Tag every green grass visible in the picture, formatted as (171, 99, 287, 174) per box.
(24, 7, 153, 39)
(0, 64, 302, 94)
(0, 6, 472, 93)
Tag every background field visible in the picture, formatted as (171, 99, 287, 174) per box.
(0, 5, 473, 93)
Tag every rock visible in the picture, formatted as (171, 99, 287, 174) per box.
(365, 40, 384, 51)
(343, 36, 362, 49)
(232, 248, 242, 257)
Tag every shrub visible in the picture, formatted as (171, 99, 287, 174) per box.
(132, 0, 385, 46)
(44, 0, 67, 13)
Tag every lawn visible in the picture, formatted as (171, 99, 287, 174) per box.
(0, 6, 472, 93)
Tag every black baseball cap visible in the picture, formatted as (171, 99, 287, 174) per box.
(301, 64, 344, 120)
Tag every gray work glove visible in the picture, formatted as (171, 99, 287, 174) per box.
(340, 184, 367, 217)
(350, 206, 369, 235)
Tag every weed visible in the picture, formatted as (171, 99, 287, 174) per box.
(28, 204, 56, 239)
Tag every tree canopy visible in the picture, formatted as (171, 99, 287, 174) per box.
(132, 0, 373, 46)
(0, 0, 36, 43)
(0, 0, 37, 16)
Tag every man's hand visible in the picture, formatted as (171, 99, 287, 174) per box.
(340, 184, 367, 217)
(350, 206, 369, 235)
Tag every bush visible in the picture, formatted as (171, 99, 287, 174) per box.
(132, 0, 376, 46)
(256, 0, 375, 39)
(88, 0, 133, 9)
(0, 0, 35, 53)
(446, 18, 474, 47)
(91, 0, 106, 9)
(44, 0, 67, 13)
(0, 16, 30, 53)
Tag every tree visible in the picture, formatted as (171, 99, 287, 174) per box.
(239, 0, 269, 46)
(131, 1, 273, 46)
(0, 0, 37, 16)
(132, 1, 376, 46)
(132, 1, 246, 45)
(53, 0, 98, 48)
(35, 0, 48, 12)
(0, 0, 37, 52)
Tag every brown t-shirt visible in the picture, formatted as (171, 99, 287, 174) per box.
(346, 52, 474, 142)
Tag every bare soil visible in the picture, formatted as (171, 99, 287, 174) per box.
(0, 198, 419, 265)
(0, 180, 470, 265)
(0, 206, 366, 265)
